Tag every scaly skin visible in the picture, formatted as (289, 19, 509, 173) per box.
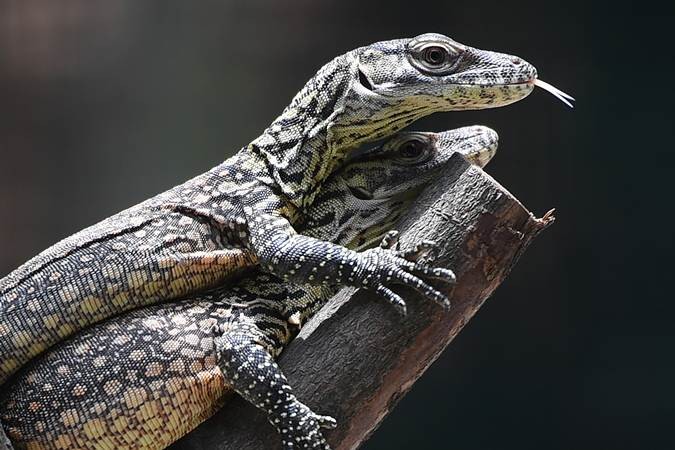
(1, 127, 499, 450)
(0, 33, 535, 385)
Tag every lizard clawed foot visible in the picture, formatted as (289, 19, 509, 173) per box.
(276, 400, 335, 450)
(353, 234, 455, 314)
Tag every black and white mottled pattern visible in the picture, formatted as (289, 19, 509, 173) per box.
(1, 126, 498, 449)
(215, 319, 336, 450)
(0, 33, 533, 387)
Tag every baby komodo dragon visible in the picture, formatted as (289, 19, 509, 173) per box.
(0, 33, 544, 385)
(1, 126, 499, 450)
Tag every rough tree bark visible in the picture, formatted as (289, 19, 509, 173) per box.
(170, 153, 554, 450)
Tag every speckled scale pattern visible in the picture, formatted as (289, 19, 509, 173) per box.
(0, 278, 308, 450)
(0, 164, 259, 386)
(215, 321, 336, 450)
(1, 126, 499, 449)
(0, 34, 534, 386)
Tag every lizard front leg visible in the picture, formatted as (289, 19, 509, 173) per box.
(246, 205, 455, 315)
(214, 320, 336, 449)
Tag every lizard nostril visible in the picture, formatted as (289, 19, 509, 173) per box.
(511, 57, 522, 65)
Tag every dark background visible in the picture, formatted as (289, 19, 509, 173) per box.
(1, 1, 673, 449)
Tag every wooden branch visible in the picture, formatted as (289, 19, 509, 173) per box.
(170, 153, 554, 450)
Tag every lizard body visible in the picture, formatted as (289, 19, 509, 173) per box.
(1, 127, 499, 449)
(0, 33, 536, 385)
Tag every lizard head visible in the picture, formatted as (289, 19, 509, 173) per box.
(339, 125, 499, 201)
(325, 33, 537, 150)
(355, 33, 537, 110)
(305, 125, 498, 249)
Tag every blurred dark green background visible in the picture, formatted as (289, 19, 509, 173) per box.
(1, 1, 673, 449)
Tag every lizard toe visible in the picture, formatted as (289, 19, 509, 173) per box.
(374, 285, 408, 315)
(379, 230, 400, 250)
(400, 240, 440, 262)
(412, 264, 456, 284)
(313, 413, 337, 429)
(390, 269, 451, 309)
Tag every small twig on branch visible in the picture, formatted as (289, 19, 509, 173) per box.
(171, 154, 554, 450)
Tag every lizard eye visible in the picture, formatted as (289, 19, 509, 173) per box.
(396, 137, 432, 163)
(422, 46, 449, 67)
(407, 34, 464, 75)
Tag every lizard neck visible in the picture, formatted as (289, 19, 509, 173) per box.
(245, 50, 376, 210)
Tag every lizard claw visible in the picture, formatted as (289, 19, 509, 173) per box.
(355, 247, 453, 312)
(400, 240, 440, 262)
(378, 231, 440, 262)
(379, 230, 400, 250)
(313, 413, 337, 430)
(411, 263, 456, 284)
(375, 285, 408, 315)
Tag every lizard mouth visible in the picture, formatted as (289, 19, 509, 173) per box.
(380, 183, 428, 203)
(455, 78, 574, 108)
(348, 185, 374, 200)
(347, 182, 429, 202)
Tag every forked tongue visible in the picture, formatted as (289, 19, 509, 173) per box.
(534, 79, 575, 108)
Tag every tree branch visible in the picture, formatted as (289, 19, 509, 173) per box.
(170, 154, 554, 450)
